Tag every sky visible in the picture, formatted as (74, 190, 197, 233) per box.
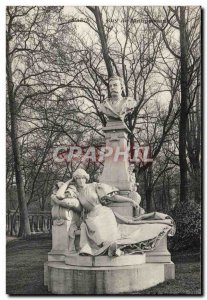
(62, 6, 178, 107)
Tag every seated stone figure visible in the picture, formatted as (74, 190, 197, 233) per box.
(99, 75, 136, 120)
(54, 168, 175, 257)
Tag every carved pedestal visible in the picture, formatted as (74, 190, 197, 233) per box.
(99, 120, 131, 191)
(109, 202, 133, 217)
(45, 260, 174, 294)
(146, 235, 172, 263)
(48, 222, 70, 262)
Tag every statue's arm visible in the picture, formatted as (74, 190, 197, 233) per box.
(51, 194, 82, 213)
(56, 180, 71, 199)
(108, 194, 138, 208)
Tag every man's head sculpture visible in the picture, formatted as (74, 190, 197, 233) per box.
(109, 75, 124, 98)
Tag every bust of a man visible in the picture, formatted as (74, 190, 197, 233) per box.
(99, 76, 136, 120)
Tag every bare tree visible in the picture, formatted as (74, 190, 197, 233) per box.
(6, 6, 81, 236)
(144, 6, 201, 203)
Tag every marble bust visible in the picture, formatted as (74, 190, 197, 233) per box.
(99, 76, 136, 120)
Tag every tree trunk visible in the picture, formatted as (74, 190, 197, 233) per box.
(6, 29, 31, 238)
(87, 6, 114, 79)
(146, 187, 153, 212)
(187, 90, 201, 203)
(193, 167, 201, 203)
(179, 6, 189, 203)
(144, 165, 153, 212)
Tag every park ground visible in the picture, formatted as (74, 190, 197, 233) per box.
(6, 237, 202, 295)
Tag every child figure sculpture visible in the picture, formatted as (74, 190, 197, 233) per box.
(51, 181, 81, 253)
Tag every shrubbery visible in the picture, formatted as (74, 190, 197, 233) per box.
(168, 201, 201, 252)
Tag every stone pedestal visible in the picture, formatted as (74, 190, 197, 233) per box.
(51, 222, 68, 251)
(146, 236, 171, 263)
(65, 253, 146, 267)
(99, 120, 131, 191)
(48, 222, 69, 262)
(164, 262, 175, 280)
(46, 261, 174, 294)
(109, 202, 133, 217)
(44, 238, 175, 294)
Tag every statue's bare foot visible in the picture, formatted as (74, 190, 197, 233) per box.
(115, 249, 123, 257)
(108, 242, 117, 256)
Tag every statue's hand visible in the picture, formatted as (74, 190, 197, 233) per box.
(132, 200, 139, 208)
(51, 194, 59, 204)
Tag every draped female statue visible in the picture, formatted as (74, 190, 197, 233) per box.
(53, 168, 175, 257)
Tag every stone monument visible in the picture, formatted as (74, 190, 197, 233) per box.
(99, 76, 136, 191)
(44, 75, 175, 294)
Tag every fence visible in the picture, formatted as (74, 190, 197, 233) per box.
(6, 210, 52, 236)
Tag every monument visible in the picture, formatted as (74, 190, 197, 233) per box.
(44, 75, 175, 294)
(99, 75, 136, 191)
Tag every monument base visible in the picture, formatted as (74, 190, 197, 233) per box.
(45, 260, 175, 294)
(146, 237, 172, 263)
(44, 234, 175, 294)
(65, 253, 146, 267)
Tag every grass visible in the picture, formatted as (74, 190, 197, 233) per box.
(137, 252, 201, 295)
(6, 237, 51, 295)
(6, 237, 202, 295)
